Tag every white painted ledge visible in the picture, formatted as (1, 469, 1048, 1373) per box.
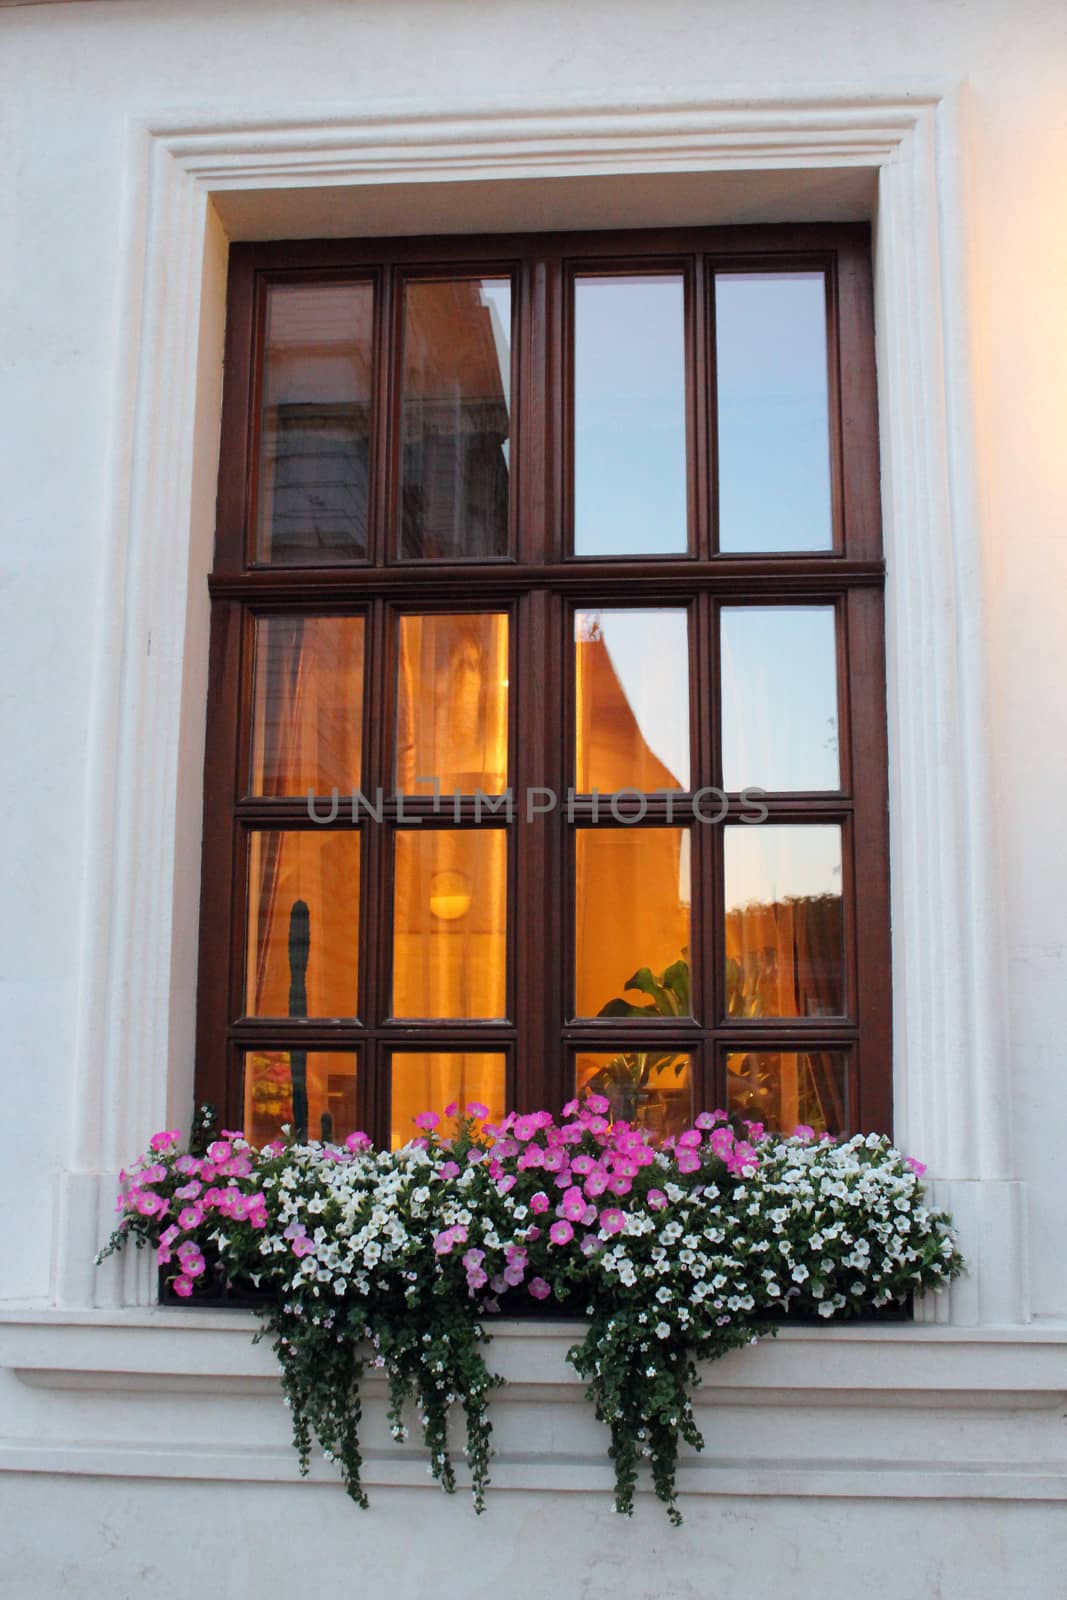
(2, 1311, 1064, 1503)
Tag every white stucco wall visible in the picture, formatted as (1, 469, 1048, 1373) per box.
(1, 1, 1065, 1593)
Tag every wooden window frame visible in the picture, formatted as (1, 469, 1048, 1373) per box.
(197, 222, 891, 1147)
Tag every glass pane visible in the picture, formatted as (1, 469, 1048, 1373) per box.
(575, 827, 691, 1019)
(390, 1051, 507, 1150)
(246, 831, 360, 1018)
(726, 1049, 847, 1136)
(256, 283, 373, 564)
(575, 609, 690, 792)
(393, 830, 507, 1018)
(399, 278, 511, 560)
(574, 275, 687, 556)
(724, 825, 844, 1018)
(576, 1050, 692, 1140)
(715, 272, 832, 553)
(396, 613, 509, 794)
(721, 607, 839, 791)
(244, 1049, 358, 1147)
(250, 615, 364, 796)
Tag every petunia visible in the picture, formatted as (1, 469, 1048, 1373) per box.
(529, 1191, 550, 1214)
(549, 1220, 574, 1246)
(676, 1149, 701, 1174)
(598, 1208, 626, 1236)
(414, 1111, 440, 1132)
(149, 1129, 182, 1153)
(528, 1277, 551, 1300)
(466, 1102, 489, 1120)
(646, 1188, 668, 1210)
(171, 1276, 194, 1298)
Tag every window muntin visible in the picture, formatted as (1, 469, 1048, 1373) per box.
(200, 226, 890, 1148)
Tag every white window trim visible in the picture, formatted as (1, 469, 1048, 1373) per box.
(52, 85, 1024, 1326)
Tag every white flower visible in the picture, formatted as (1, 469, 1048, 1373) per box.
(654, 1321, 671, 1339)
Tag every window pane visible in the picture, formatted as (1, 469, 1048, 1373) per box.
(574, 275, 687, 556)
(250, 614, 364, 796)
(256, 283, 373, 564)
(715, 272, 832, 553)
(390, 1051, 507, 1150)
(243, 1049, 358, 1147)
(393, 830, 507, 1018)
(726, 1049, 847, 1135)
(396, 612, 509, 794)
(575, 827, 691, 1019)
(576, 1049, 692, 1140)
(246, 830, 360, 1018)
(721, 606, 839, 791)
(399, 278, 511, 560)
(575, 609, 690, 792)
(724, 824, 844, 1018)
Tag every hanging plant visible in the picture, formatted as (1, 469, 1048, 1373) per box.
(98, 1102, 963, 1523)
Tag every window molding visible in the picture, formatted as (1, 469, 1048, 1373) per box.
(59, 87, 1023, 1326)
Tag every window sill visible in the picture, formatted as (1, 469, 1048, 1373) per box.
(2, 1307, 1065, 1505)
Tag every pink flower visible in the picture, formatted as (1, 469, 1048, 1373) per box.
(583, 1170, 609, 1198)
(694, 1111, 721, 1130)
(905, 1156, 927, 1175)
(528, 1277, 551, 1300)
(466, 1101, 489, 1119)
(444, 1101, 458, 1118)
(160, 1224, 180, 1247)
(584, 1092, 610, 1115)
(462, 1249, 485, 1269)
(156, 1243, 172, 1266)
(438, 1161, 461, 1179)
(344, 1131, 372, 1152)
(149, 1129, 182, 1153)
(561, 1098, 579, 1117)
(414, 1111, 440, 1132)
(549, 1220, 574, 1246)
(466, 1267, 488, 1290)
(518, 1145, 545, 1169)
(529, 1191, 550, 1214)
(207, 1141, 233, 1164)
(171, 1276, 194, 1298)
(792, 1124, 815, 1141)
(646, 1188, 668, 1210)
(175, 1181, 202, 1200)
(178, 1205, 203, 1231)
(291, 1236, 314, 1257)
(182, 1252, 206, 1279)
(496, 1174, 516, 1195)
(513, 1114, 539, 1142)
(676, 1148, 701, 1174)
(559, 1186, 586, 1221)
(134, 1190, 164, 1216)
(432, 1230, 456, 1255)
(503, 1262, 526, 1286)
(571, 1154, 596, 1175)
(607, 1173, 632, 1196)
(677, 1129, 702, 1149)
(598, 1207, 626, 1236)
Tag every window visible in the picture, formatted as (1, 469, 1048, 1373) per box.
(197, 225, 890, 1150)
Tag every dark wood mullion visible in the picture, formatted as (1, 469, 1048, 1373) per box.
(846, 584, 893, 1131)
(195, 601, 245, 1116)
(210, 559, 886, 602)
(836, 233, 882, 563)
(213, 251, 256, 575)
(515, 587, 555, 1111)
(358, 594, 390, 1140)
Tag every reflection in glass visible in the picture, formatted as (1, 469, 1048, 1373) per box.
(390, 1052, 507, 1150)
(724, 825, 844, 1018)
(726, 1049, 847, 1136)
(574, 275, 687, 556)
(396, 613, 509, 794)
(256, 283, 374, 564)
(575, 610, 689, 792)
(250, 614, 364, 796)
(246, 830, 360, 1018)
(721, 607, 839, 791)
(716, 272, 832, 553)
(575, 828, 691, 1019)
(393, 830, 507, 1018)
(576, 1050, 692, 1140)
(399, 278, 511, 560)
(243, 1049, 358, 1147)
